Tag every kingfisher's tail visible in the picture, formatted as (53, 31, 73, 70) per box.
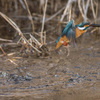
(56, 36, 63, 49)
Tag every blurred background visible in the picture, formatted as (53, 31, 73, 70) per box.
(0, 0, 100, 46)
(0, 1, 100, 100)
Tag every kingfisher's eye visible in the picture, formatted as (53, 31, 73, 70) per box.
(84, 25, 89, 27)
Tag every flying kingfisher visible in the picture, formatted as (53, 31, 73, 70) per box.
(56, 20, 100, 51)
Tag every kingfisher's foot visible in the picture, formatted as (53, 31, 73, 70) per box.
(64, 45, 70, 57)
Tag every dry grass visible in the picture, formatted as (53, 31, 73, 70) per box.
(0, 12, 41, 53)
(0, 0, 100, 56)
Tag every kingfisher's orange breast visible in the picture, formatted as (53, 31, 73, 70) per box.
(75, 28, 86, 38)
(55, 35, 69, 49)
(63, 41, 68, 46)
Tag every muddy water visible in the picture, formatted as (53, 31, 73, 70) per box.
(0, 39, 100, 100)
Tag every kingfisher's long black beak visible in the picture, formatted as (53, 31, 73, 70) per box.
(89, 24, 100, 27)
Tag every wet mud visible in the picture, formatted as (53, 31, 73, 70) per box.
(0, 38, 100, 100)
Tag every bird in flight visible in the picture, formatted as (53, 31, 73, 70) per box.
(56, 20, 100, 56)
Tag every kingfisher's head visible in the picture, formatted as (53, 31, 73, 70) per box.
(76, 22, 90, 31)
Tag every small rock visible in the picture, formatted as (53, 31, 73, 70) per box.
(0, 72, 8, 77)
(68, 78, 74, 83)
(55, 74, 59, 78)
(25, 75, 32, 81)
(88, 46, 93, 50)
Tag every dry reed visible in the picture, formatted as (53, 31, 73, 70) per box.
(0, 12, 41, 53)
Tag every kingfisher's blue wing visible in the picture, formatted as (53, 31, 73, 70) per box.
(61, 20, 76, 41)
(56, 20, 75, 43)
(57, 36, 61, 43)
(61, 20, 74, 36)
(56, 20, 76, 49)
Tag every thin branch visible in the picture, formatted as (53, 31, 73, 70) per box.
(91, 0, 96, 19)
(78, 0, 89, 21)
(24, 0, 35, 33)
(69, 5, 72, 21)
(94, 1, 98, 17)
(0, 12, 22, 35)
(41, 0, 48, 44)
(60, 0, 76, 22)
(19, 0, 26, 9)
(30, 34, 42, 46)
(0, 38, 12, 42)
(44, 31, 46, 44)
(45, 6, 65, 22)
(78, 0, 85, 20)
(83, 0, 90, 21)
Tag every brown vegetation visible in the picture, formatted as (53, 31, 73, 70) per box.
(0, 0, 100, 56)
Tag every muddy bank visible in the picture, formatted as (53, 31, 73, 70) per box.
(0, 88, 100, 100)
(0, 38, 100, 100)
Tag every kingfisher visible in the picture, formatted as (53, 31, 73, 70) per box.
(56, 20, 100, 54)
